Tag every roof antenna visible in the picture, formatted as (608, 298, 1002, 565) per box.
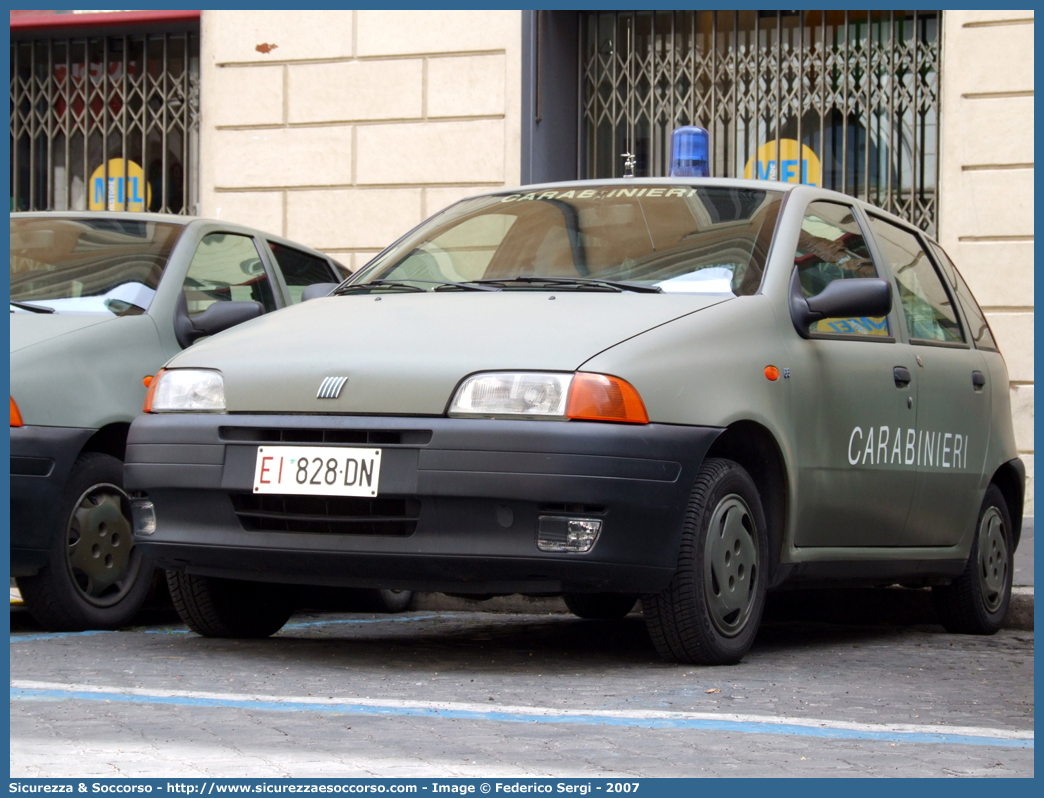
(622, 152, 636, 178)
(621, 17, 636, 180)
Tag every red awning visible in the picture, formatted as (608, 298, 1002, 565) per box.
(10, 9, 201, 31)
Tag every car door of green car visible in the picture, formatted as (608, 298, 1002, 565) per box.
(788, 200, 919, 547)
(866, 215, 991, 547)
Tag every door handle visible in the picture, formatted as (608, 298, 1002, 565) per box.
(893, 366, 912, 387)
(972, 371, 986, 389)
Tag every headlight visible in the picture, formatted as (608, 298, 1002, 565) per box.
(449, 372, 571, 418)
(449, 371, 648, 423)
(144, 368, 226, 413)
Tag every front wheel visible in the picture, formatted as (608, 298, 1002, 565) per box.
(932, 484, 1013, 635)
(17, 452, 153, 631)
(642, 458, 768, 665)
(167, 571, 296, 638)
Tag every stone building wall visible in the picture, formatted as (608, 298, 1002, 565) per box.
(938, 10, 1034, 513)
(198, 10, 522, 272)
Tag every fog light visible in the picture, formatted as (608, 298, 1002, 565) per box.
(537, 516, 602, 553)
(132, 499, 157, 536)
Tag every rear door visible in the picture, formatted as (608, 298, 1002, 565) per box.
(865, 215, 990, 547)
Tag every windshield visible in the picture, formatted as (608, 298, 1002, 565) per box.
(355, 184, 784, 295)
(10, 217, 183, 315)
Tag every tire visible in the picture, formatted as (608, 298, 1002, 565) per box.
(17, 452, 153, 631)
(932, 484, 1013, 635)
(564, 593, 638, 619)
(642, 458, 768, 665)
(167, 571, 296, 638)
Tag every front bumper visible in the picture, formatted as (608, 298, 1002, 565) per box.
(126, 414, 721, 594)
(10, 425, 95, 575)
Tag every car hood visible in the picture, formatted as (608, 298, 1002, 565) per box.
(10, 311, 117, 354)
(170, 291, 732, 414)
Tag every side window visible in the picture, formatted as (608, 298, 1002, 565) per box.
(795, 201, 889, 337)
(928, 242, 998, 351)
(183, 233, 277, 317)
(867, 217, 963, 344)
(268, 243, 339, 304)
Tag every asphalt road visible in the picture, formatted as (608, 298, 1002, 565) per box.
(9, 597, 1034, 778)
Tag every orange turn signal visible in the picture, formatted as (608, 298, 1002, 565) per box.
(143, 369, 164, 413)
(10, 396, 23, 427)
(566, 372, 649, 424)
(764, 365, 780, 381)
(143, 375, 153, 388)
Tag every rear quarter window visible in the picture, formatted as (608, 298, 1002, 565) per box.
(269, 243, 339, 304)
(927, 241, 999, 351)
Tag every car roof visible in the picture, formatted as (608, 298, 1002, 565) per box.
(9, 210, 334, 259)
(452, 177, 928, 237)
(502, 176, 803, 194)
(11, 210, 195, 226)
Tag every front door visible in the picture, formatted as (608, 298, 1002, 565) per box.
(866, 216, 991, 547)
(788, 201, 918, 547)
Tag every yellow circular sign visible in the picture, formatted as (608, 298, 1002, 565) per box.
(743, 140, 821, 187)
(88, 159, 151, 212)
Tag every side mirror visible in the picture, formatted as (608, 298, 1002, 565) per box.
(174, 291, 263, 348)
(301, 283, 339, 302)
(790, 269, 892, 339)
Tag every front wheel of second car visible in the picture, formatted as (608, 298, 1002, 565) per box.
(17, 452, 154, 632)
(642, 458, 768, 665)
(166, 571, 297, 638)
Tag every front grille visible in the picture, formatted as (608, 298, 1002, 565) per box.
(220, 427, 432, 446)
(539, 503, 607, 515)
(231, 493, 420, 536)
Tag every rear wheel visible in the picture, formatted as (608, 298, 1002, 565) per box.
(17, 452, 153, 631)
(643, 458, 768, 665)
(167, 571, 296, 638)
(563, 593, 638, 619)
(932, 484, 1013, 635)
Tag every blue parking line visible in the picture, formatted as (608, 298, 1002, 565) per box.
(9, 685, 1033, 749)
(8, 630, 115, 643)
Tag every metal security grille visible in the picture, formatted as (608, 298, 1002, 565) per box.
(580, 11, 940, 233)
(11, 31, 200, 214)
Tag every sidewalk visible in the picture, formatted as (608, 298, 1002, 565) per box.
(1009, 516, 1033, 630)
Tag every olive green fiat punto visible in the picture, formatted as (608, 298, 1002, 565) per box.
(126, 179, 1024, 665)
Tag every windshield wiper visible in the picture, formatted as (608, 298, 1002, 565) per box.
(336, 278, 499, 294)
(334, 279, 426, 294)
(10, 300, 56, 314)
(472, 276, 662, 294)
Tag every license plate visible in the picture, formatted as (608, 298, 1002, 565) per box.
(252, 446, 382, 497)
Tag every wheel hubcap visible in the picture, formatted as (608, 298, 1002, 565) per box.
(703, 494, 759, 637)
(976, 506, 1008, 614)
(65, 483, 139, 608)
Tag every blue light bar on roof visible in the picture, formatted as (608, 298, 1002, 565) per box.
(669, 126, 709, 178)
